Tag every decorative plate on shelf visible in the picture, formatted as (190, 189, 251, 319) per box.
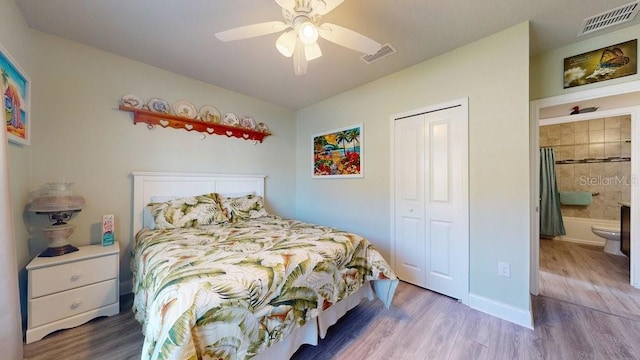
(147, 98, 171, 114)
(257, 122, 270, 133)
(199, 105, 221, 123)
(172, 100, 197, 119)
(222, 112, 240, 127)
(121, 94, 144, 109)
(240, 116, 257, 130)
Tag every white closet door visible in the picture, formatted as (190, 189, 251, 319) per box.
(393, 105, 468, 300)
(394, 115, 426, 286)
(423, 106, 467, 299)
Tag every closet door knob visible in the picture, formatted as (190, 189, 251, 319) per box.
(409, 208, 414, 212)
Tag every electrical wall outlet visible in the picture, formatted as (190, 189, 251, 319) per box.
(498, 261, 511, 277)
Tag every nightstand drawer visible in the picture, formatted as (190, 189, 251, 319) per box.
(30, 254, 117, 298)
(29, 279, 118, 328)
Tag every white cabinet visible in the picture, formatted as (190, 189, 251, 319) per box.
(26, 243, 120, 344)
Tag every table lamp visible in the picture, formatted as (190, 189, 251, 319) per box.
(28, 182, 86, 257)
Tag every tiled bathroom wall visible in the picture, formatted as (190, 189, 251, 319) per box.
(540, 115, 631, 221)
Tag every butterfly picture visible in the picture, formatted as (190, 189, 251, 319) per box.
(563, 39, 637, 88)
(599, 47, 630, 68)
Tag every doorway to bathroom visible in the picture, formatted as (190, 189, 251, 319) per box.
(539, 114, 639, 317)
(530, 80, 640, 319)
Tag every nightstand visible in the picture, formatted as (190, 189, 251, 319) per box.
(25, 243, 120, 344)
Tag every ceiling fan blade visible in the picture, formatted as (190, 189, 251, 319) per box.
(312, 0, 344, 15)
(276, 0, 296, 11)
(305, 42, 322, 61)
(318, 23, 381, 54)
(275, 0, 295, 11)
(215, 21, 286, 42)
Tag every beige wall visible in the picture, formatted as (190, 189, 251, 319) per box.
(2, 2, 298, 330)
(296, 23, 531, 311)
(25, 30, 298, 293)
(541, 116, 632, 220)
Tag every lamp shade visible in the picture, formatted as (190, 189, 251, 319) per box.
(276, 30, 296, 58)
(28, 182, 85, 257)
(28, 182, 85, 212)
(299, 22, 319, 45)
(305, 42, 322, 61)
(28, 195, 85, 212)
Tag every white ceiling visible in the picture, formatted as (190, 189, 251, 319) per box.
(14, 0, 640, 110)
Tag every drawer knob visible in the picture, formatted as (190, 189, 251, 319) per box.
(70, 273, 82, 281)
(70, 300, 82, 309)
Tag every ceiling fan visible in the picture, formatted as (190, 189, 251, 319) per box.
(214, 0, 382, 75)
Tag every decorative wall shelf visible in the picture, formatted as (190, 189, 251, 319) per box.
(119, 106, 271, 143)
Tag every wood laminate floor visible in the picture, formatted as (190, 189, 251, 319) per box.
(23, 279, 640, 360)
(539, 238, 640, 321)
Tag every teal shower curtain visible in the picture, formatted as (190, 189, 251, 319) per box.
(540, 148, 566, 237)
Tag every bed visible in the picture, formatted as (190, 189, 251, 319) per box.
(130, 172, 398, 360)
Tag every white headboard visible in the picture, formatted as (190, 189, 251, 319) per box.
(132, 171, 266, 234)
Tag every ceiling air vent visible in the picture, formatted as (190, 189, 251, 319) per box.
(361, 43, 396, 64)
(578, 1, 639, 36)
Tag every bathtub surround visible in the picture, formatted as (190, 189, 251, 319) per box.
(540, 115, 632, 221)
(560, 216, 619, 246)
(540, 148, 566, 237)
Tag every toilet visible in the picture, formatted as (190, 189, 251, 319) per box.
(591, 225, 624, 256)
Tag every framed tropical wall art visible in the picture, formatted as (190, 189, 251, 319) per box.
(1, 43, 30, 145)
(312, 124, 363, 178)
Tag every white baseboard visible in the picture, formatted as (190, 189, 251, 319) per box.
(468, 293, 533, 329)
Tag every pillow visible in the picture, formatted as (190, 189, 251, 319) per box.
(146, 193, 229, 229)
(220, 194, 269, 222)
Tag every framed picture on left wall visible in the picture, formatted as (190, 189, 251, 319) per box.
(0, 43, 30, 145)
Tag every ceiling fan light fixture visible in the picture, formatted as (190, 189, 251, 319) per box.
(215, 0, 380, 75)
(299, 21, 319, 45)
(276, 30, 296, 57)
(305, 42, 322, 61)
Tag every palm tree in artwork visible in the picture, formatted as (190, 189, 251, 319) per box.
(345, 128, 360, 152)
(314, 135, 329, 154)
(336, 131, 349, 156)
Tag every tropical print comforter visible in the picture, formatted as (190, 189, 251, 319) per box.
(131, 215, 398, 360)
